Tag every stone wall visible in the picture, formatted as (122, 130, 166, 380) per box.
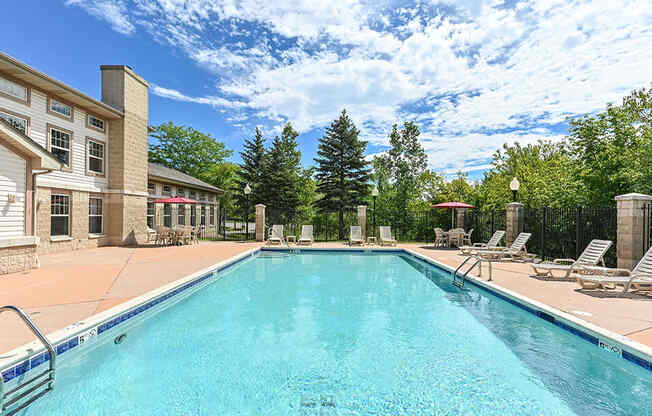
(0, 244, 37, 275)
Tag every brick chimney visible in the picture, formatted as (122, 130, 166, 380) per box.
(101, 65, 149, 245)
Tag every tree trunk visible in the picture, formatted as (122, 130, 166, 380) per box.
(339, 208, 344, 240)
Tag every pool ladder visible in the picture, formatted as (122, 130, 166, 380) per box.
(452, 256, 488, 288)
(0, 306, 56, 416)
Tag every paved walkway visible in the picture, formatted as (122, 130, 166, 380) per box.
(0, 241, 262, 354)
(1, 241, 651, 354)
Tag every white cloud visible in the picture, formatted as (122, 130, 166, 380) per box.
(69, 0, 652, 172)
(66, 0, 135, 35)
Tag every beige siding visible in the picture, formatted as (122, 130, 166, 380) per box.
(0, 88, 108, 192)
(0, 142, 26, 237)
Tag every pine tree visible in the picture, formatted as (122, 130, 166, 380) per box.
(233, 127, 267, 214)
(262, 123, 303, 223)
(314, 110, 371, 239)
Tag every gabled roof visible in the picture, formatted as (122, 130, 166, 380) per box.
(148, 163, 223, 193)
(0, 118, 62, 170)
(0, 52, 123, 119)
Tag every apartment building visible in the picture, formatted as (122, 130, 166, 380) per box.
(0, 52, 222, 274)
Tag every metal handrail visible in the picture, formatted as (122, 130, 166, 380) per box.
(0, 305, 56, 415)
(452, 256, 491, 287)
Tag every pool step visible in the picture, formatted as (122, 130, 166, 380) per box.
(0, 306, 56, 416)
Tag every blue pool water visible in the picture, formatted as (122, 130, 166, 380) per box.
(17, 252, 651, 415)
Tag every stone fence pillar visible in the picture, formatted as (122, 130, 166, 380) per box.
(456, 208, 466, 229)
(357, 205, 367, 239)
(505, 202, 524, 247)
(615, 193, 651, 270)
(255, 204, 266, 242)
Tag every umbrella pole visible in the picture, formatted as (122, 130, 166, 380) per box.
(451, 209, 454, 228)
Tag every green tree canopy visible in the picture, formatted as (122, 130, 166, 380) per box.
(262, 123, 303, 221)
(314, 110, 371, 238)
(374, 122, 427, 216)
(148, 122, 232, 184)
(233, 127, 267, 212)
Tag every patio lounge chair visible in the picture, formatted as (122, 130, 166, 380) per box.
(267, 225, 285, 245)
(575, 246, 652, 293)
(472, 232, 532, 261)
(297, 225, 314, 245)
(349, 226, 364, 246)
(530, 239, 612, 279)
(379, 226, 397, 246)
(459, 230, 505, 255)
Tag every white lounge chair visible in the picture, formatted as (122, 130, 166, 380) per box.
(267, 224, 284, 245)
(349, 226, 364, 246)
(379, 226, 397, 246)
(530, 239, 612, 279)
(459, 230, 505, 255)
(576, 246, 652, 293)
(472, 232, 532, 261)
(297, 225, 314, 245)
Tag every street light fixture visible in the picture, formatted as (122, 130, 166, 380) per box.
(244, 184, 252, 240)
(372, 186, 379, 239)
(509, 177, 520, 202)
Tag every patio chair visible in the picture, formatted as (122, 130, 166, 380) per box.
(179, 228, 192, 245)
(297, 225, 314, 245)
(267, 225, 285, 245)
(155, 226, 170, 245)
(472, 232, 532, 261)
(190, 226, 200, 244)
(575, 246, 652, 293)
(530, 239, 613, 279)
(459, 230, 505, 255)
(434, 228, 449, 248)
(379, 226, 397, 246)
(448, 228, 466, 247)
(461, 229, 473, 247)
(349, 226, 364, 246)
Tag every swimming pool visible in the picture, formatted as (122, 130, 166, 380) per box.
(3, 250, 651, 415)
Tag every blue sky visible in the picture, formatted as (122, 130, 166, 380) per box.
(3, 1, 651, 178)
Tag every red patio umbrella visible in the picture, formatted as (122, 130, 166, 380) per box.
(154, 196, 199, 204)
(432, 201, 475, 228)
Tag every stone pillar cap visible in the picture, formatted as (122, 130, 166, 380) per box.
(255, 204, 266, 207)
(507, 202, 524, 207)
(614, 193, 652, 201)
(357, 205, 367, 208)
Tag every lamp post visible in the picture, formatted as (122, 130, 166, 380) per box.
(244, 184, 251, 240)
(510, 177, 520, 202)
(372, 186, 379, 238)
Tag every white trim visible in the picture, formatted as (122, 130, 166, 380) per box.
(49, 235, 72, 242)
(0, 123, 61, 170)
(0, 236, 39, 249)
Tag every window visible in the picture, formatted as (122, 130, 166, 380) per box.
(0, 75, 28, 103)
(49, 98, 73, 120)
(147, 202, 154, 228)
(49, 126, 72, 167)
(163, 204, 171, 227)
(89, 198, 103, 234)
(210, 205, 215, 226)
(177, 188, 185, 197)
(87, 139, 105, 175)
(148, 183, 156, 195)
(51, 194, 70, 236)
(201, 205, 206, 226)
(162, 185, 172, 195)
(190, 205, 196, 226)
(0, 110, 28, 134)
(199, 193, 206, 201)
(190, 191, 196, 200)
(87, 114, 105, 131)
(178, 205, 186, 226)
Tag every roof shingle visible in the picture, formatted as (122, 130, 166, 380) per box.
(148, 163, 223, 193)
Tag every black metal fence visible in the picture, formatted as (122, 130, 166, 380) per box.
(523, 206, 617, 266)
(465, 210, 506, 244)
(216, 206, 254, 241)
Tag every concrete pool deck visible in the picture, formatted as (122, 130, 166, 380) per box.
(1, 241, 651, 354)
